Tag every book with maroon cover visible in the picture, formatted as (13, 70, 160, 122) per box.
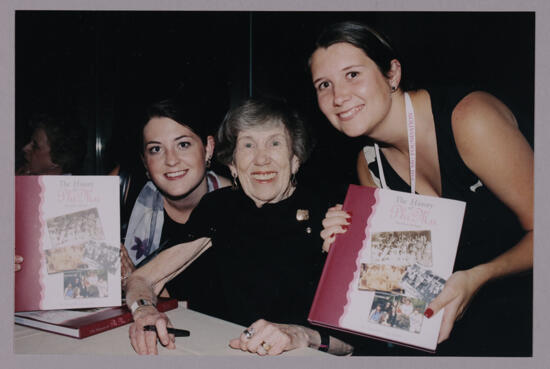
(15, 176, 121, 312)
(308, 185, 466, 352)
(14, 298, 178, 339)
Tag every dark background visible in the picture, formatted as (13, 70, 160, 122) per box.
(15, 11, 534, 189)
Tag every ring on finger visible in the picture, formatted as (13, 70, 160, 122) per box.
(261, 341, 272, 352)
(243, 327, 255, 339)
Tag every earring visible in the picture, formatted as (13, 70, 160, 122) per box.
(205, 157, 211, 168)
(391, 86, 397, 92)
(145, 171, 150, 179)
(290, 173, 297, 187)
(231, 172, 239, 190)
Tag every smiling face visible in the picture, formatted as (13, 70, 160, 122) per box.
(229, 122, 300, 208)
(310, 42, 399, 138)
(142, 117, 214, 200)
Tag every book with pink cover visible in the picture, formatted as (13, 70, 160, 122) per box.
(308, 185, 466, 352)
(15, 176, 121, 312)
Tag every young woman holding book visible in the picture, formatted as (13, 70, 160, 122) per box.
(311, 21, 533, 356)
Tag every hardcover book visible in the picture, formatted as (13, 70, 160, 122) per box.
(14, 298, 178, 339)
(15, 176, 121, 312)
(308, 185, 466, 352)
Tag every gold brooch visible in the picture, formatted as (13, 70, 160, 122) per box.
(296, 209, 309, 221)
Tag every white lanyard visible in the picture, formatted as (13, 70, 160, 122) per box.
(374, 92, 416, 194)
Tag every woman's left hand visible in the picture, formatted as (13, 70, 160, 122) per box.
(424, 268, 486, 343)
(229, 319, 309, 356)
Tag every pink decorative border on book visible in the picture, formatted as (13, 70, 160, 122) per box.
(340, 188, 379, 325)
(310, 185, 378, 326)
(15, 176, 46, 311)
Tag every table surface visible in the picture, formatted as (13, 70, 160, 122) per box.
(14, 304, 329, 356)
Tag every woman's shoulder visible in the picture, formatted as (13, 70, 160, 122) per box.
(451, 91, 519, 131)
(423, 83, 480, 116)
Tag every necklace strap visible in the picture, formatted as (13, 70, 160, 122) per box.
(404, 92, 416, 194)
(372, 92, 416, 194)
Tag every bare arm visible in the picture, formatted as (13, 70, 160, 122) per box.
(427, 91, 533, 342)
(452, 91, 533, 278)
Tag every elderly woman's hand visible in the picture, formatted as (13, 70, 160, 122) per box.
(424, 267, 487, 344)
(14, 254, 23, 272)
(320, 204, 351, 253)
(128, 306, 176, 355)
(229, 319, 310, 356)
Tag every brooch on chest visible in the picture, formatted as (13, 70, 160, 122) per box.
(296, 209, 309, 221)
(296, 209, 312, 234)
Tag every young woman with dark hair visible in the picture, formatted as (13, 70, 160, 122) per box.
(311, 21, 533, 356)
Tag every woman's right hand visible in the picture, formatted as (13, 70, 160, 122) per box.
(129, 306, 176, 355)
(320, 204, 351, 253)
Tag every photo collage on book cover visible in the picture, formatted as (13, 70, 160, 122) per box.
(359, 230, 446, 334)
(44, 208, 119, 300)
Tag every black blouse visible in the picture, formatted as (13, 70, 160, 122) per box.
(163, 186, 332, 328)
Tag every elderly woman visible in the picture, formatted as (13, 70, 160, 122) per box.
(125, 97, 352, 356)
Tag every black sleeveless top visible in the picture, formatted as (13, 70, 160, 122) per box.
(361, 86, 532, 356)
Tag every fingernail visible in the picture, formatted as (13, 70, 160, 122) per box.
(342, 225, 349, 230)
(15, 255, 23, 262)
(347, 211, 353, 217)
(424, 308, 434, 318)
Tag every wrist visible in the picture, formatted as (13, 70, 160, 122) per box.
(306, 329, 329, 352)
(467, 263, 493, 287)
(317, 332, 330, 352)
(130, 298, 155, 313)
(132, 304, 158, 321)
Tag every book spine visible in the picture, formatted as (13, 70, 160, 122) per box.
(79, 299, 179, 339)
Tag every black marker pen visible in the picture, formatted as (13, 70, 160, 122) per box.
(143, 325, 190, 337)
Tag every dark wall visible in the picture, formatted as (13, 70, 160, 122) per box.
(15, 11, 534, 189)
